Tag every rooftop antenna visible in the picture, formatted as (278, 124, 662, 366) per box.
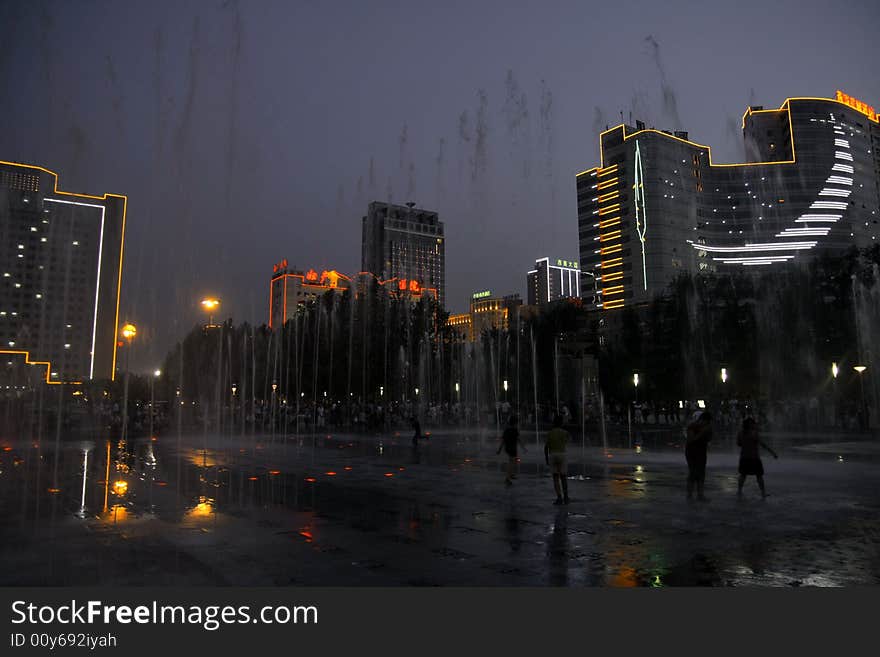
(406, 201, 416, 209)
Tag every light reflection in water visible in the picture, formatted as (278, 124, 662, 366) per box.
(187, 496, 214, 519)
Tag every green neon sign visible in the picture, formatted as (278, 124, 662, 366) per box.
(472, 290, 492, 299)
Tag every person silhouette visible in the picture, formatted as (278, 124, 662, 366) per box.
(545, 415, 570, 505)
(685, 411, 713, 501)
(736, 417, 778, 499)
(497, 415, 527, 486)
(411, 417, 422, 446)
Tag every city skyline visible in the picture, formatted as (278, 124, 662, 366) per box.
(1, 0, 878, 368)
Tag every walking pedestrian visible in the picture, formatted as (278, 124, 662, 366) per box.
(411, 416, 422, 447)
(685, 411, 713, 501)
(496, 415, 527, 486)
(544, 415, 570, 505)
(736, 417, 777, 499)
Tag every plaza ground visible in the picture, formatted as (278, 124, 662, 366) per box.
(1, 425, 878, 586)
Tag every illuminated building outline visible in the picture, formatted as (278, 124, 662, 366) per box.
(633, 140, 648, 291)
(576, 92, 878, 310)
(0, 159, 127, 383)
(43, 198, 106, 380)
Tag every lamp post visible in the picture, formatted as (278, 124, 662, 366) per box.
(854, 365, 868, 431)
(200, 298, 220, 328)
(150, 369, 161, 439)
(119, 323, 137, 445)
(630, 372, 639, 445)
(831, 363, 839, 427)
(231, 383, 237, 434)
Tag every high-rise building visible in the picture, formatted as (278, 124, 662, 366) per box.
(269, 259, 352, 328)
(526, 257, 582, 306)
(576, 91, 880, 310)
(447, 291, 521, 342)
(361, 201, 446, 308)
(267, 259, 438, 329)
(0, 160, 127, 383)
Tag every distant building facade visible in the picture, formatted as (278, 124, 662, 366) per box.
(0, 160, 126, 383)
(361, 201, 446, 308)
(268, 260, 437, 329)
(576, 92, 880, 310)
(269, 260, 352, 328)
(526, 257, 582, 305)
(447, 290, 522, 342)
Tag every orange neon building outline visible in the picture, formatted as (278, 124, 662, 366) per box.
(0, 350, 82, 385)
(576, 94, 878, 311)
(578, 94, 878, 179)
(1, 159, 127, 383)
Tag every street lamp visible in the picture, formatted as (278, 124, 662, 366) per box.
(854, 365, 868, 431)
(832, 363, 839, 379)
(119, 323, 137, 444)
(150, 369, 161, 439)
(720, 367, 728, 384)
(200, 297, 220, 327)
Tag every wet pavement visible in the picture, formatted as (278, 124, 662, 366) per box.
(1, 426, 879, 586)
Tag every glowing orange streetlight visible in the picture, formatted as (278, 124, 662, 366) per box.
(201, 298, 220, 327)
(119, 323, 137, 445)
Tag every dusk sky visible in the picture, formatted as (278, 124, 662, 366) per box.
(2, 0, 878, 368)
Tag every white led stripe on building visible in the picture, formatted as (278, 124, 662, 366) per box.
(832, 163, 854, 173)
(44, 198, 106, 381)
(810, 201, 848, 209)
(691, 241, 817, 253)
(835, 151, 854, 161)
(715, 255, 795, 264)
(834, 139, 850, 148)
(796, 214, 842, 222)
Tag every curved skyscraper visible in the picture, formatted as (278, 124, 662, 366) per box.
(576, 92, 879, 310)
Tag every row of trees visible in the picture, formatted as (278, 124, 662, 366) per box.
(598, 246, 880, 411)
(138, 245, 878, 428)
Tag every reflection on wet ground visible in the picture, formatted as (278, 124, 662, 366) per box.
(0, 429, 878, 586)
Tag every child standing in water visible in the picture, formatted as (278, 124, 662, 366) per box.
(737, 417, 778, 499)
(497, 415, 527, 486)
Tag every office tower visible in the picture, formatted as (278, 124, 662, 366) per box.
(576, 91, 879, 310)
(1, 160, 126, 383)
(361, 201, 445, 308)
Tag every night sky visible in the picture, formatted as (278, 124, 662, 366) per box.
(1, 0, 878, 369)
